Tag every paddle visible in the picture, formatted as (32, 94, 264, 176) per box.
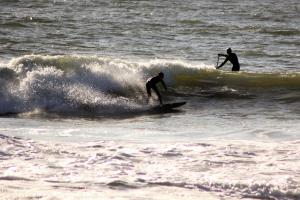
(216, 54, 220, 69)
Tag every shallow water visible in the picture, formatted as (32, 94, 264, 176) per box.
(1, 134, 300, 199)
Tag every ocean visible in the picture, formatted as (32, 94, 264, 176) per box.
(0, 0, 299, 199)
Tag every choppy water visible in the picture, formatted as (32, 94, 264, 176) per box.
(0, 0, 300, 199)
(1, 0, 299, 70)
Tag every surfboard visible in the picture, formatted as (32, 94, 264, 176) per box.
(151, 101, 186, 111)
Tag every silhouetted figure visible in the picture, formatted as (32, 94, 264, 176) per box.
(216, 48, 240, 71)
(146, 72, 167, 104)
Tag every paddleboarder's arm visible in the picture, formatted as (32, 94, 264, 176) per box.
(217, 56, 229, 69)
(218, 54, 227, 57)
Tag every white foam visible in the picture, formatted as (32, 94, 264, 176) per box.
(1, 134, 299, 199)
(0, 55, 211, 115)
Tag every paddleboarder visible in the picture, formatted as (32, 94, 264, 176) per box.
(216, 48, 240, 71)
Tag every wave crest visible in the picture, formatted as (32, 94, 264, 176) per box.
(0, 54, 299, 116)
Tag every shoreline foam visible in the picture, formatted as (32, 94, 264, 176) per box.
(1, 134, 299, 199)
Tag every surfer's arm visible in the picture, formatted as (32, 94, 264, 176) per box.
(218, 54, 227, 57)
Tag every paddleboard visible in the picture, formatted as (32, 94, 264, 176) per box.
(151, 101, 186, 111)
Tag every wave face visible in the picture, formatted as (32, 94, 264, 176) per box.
(0, 55, 299, 116)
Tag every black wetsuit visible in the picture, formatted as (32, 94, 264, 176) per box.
(146, 76, 167, 104)
(218, 52, 240, 71)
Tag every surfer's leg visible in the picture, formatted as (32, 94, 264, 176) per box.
(153, 86, 162, 104)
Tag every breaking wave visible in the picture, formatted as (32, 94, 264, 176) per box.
(0, 54, 299, 116)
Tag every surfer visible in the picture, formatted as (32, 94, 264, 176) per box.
(216, 48, 240, 71)
(146, 72, 167, 105)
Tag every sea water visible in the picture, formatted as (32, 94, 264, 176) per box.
(0, 1, 300, 199)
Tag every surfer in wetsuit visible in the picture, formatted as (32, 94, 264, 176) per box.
(216, 48, 240, 71)
(146, 72, 167, 105)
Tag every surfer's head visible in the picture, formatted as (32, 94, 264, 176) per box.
(227, 48, 232, 54)
(158, 72, 164, 79)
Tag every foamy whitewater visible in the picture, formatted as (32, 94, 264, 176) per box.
(0, 1, 299, 199)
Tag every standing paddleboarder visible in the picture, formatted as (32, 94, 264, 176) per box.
(216, 48, 240, 71)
